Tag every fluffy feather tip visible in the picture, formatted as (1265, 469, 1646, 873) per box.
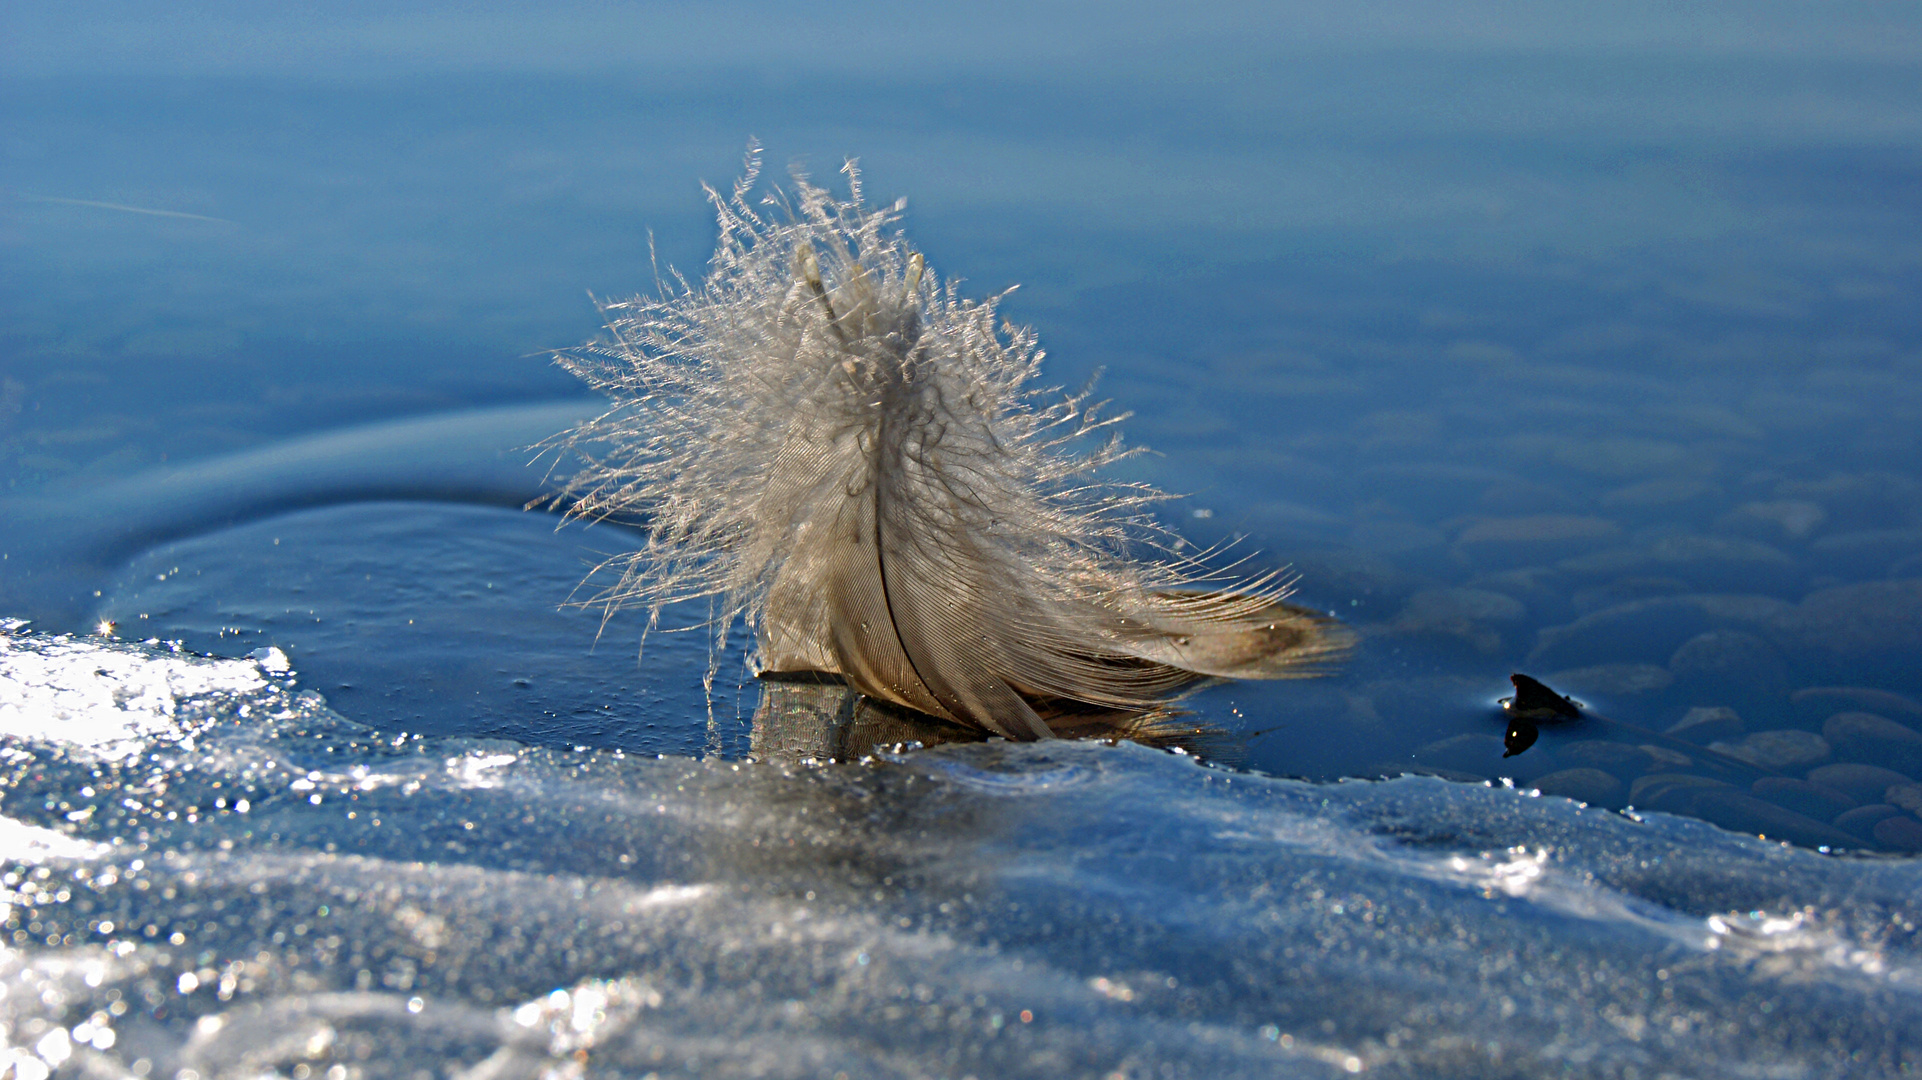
(546, 154, 1350, 740)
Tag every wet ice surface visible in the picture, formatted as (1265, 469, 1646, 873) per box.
(0, 626, 1919, 1080)
(92, 503, 727, 758)
(60, 486, 1922, 857)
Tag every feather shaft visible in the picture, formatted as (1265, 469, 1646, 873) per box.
(546, 156, 1349, 738)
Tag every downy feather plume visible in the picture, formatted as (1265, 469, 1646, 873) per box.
(547, 154, 1349, 740)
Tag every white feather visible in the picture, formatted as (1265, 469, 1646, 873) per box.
(548, 153, 1349, 740)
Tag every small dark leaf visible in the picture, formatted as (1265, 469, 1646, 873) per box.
(1504, 673, 1583, 720)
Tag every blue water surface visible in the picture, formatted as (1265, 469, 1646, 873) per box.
(3, 2, 1921, 1074)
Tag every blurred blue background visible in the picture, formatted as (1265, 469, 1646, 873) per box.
(6, 1, 1915, 479)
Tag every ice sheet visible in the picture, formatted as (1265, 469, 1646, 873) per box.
(0, 627, 1916, 1078)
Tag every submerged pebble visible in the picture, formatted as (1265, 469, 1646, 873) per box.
(1597, 477, 1720, 511)
(1452, 514, 1621, 567)
(1567, 575, 1691, 614)
(1770, 578, 1922, 681)
(1628, 771, 1728, 807)
(1707, 729, 1830, 771)
(1750, 777, 1856, 821)
(1822, 710, 1922, 775)
(1557, 535, 1800, 595)
(1668, 629, 1786, 679)
(1639, 744, 1693, 770)
(1666, 705, 1745, 744)
(1543, 662, 1674, 696)
(1387, 587, 1529, 654)
(1412, 733, 1510, 778)
(1806, 762, 1915, 803)
(1872, 814, 1922, 852)
(1834, 803, 1903, 839)
(1531, 767, 1622, 805)
(1668, 630, 1791, 724)
(1527, 594, 1789, 670)
(1808, 528, 1922, 575)
(1791, 685, 1922, 725)
(1677, 788, 1861, 850)
(1555, 739, 1655, 777)
(1398, 587, 1528, 626)
(1718, 499, 1827, 542)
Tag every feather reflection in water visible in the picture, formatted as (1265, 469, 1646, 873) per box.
(750, 671, 1236, 764)
(547, 153, 1350, 739)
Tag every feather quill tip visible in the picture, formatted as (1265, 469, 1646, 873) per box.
(547, 154, 1352, 740)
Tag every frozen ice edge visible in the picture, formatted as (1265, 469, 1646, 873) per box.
(0, 627, 276, 763)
